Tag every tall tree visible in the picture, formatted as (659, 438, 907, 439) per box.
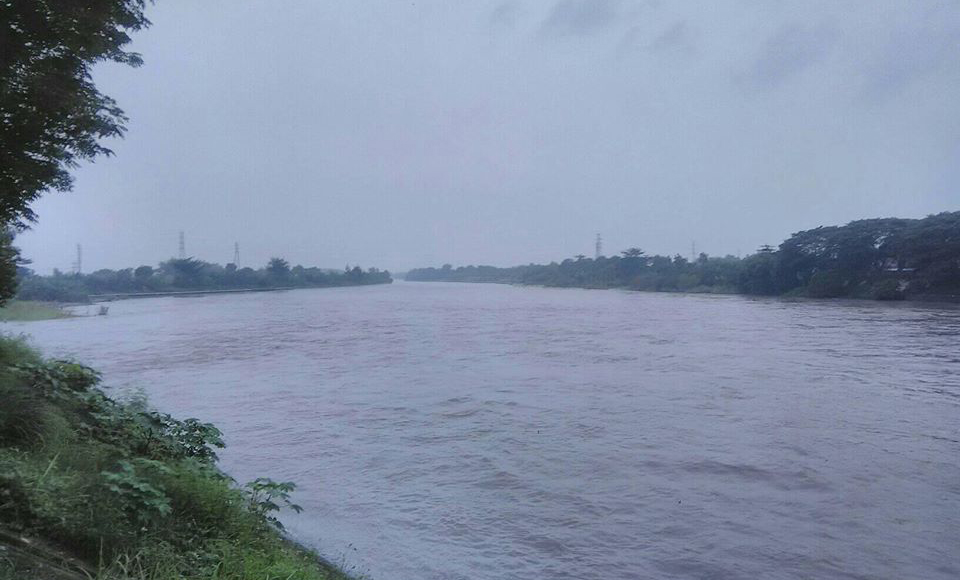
(0, 1, 148, 302)
(267, 257, 291, 277)
(0, 229, 20, 305)
(0, 1, 150, 228)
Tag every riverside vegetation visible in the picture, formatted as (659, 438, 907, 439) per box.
(0, 336, 352, 580)
(0, 301, 68, 322)
(16, 258, 392, 304)
(407, 212, 960, 301)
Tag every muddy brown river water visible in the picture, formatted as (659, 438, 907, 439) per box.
(10, 282, 960, 579)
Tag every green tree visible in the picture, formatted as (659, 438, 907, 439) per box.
(161, 258, 206, 287)
(618, 247, 646, 280)
(267, 257, 290, 277)
(0, 1, 150, 228)
(0, 1, 149, 301)
(0, 228, 20, 305)
(737, 249, 780, 295)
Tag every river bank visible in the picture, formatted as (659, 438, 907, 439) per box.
(402, 273, 960, 303)
(406, 213, 960, 301)
(17, 261, 393, 305)
(88, 286, 300, 301)
(0, 301, 71, 322)
(0, 336, 351, 580)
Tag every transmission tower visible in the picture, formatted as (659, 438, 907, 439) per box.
(178, 231, 186, 259)
(72, 244, 82, 274)
(233, 242, 240, 265)
(595, 233, 603, 259)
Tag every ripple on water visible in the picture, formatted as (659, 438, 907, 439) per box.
(12, 284, 960, 580)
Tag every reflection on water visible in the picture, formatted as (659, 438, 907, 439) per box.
(10, 283, 960, 580)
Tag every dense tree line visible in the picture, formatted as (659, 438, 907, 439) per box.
(406, 212, 960, 301)
(406, 252, 743, 293)
(17, 257, 392, 302)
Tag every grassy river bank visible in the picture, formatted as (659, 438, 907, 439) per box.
(0, 336, 351, 580)
(0, 301, 70, 322)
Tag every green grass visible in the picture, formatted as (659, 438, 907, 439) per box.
(0, 300, 70, 322)
(0, 336, 353, 580)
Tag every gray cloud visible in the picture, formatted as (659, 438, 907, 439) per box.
(540, 0, 622, 37)
(16, 1, 960, 274)
(647, 20, 693, 54)
(861, 25, 960, 100)
(488, 1, 520, 29)
(751, 24, 839, 87)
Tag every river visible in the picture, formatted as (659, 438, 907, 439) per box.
(8, 282, 960, 579)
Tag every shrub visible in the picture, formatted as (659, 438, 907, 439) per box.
(101, 459, 173, 524)
(871, 279, 905, 301)
(0, 336, 346, 579)
(244, 478, 303, 531)
(806, 270, 847, 298)
(0, 377, 61, 446)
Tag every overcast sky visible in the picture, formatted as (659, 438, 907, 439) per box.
(18, 0, 960, 273)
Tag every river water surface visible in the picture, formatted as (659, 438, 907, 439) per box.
(8, 282, 960, 579)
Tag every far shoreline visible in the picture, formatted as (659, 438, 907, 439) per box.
(400, 277, 960, 306)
